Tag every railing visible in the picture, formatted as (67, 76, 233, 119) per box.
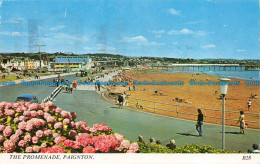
(126, 97, 260, 126)
(42, 85, 63, 103)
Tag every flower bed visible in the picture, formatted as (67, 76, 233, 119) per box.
(0, 101, 139, 153)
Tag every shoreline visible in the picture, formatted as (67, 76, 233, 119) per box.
(146, 69, 260, 81)
(110, 70, 260, 129)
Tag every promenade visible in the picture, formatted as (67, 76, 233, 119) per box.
(75, 71, 119, 91)
(0, 72, 258, 152)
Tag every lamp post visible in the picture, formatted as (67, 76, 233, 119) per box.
(219, 78, 230, 150)
(34, 44, 46, 74)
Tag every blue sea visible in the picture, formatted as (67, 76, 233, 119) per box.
(158, 66, 260, 80)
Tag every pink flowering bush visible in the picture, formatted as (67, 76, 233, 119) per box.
(0, 101, 139, 153)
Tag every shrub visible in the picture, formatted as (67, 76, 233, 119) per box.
(138, 142, 236, 153)
(0, 101, 139, 153)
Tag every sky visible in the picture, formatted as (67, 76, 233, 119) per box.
(0, 0, 259, 59)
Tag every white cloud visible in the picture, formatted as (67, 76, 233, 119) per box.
(7, 18, 24, 24)
(0, 0, 2, 7)
(196, 31, 207, 36)
(84, 47, 91, 51)
(152, 30, 165, 38)
(50, 25, 65, 31)
(168, 28, 193, 35)
(121, 35, 164, 46)
(168, 28, 207, 36)
(11, 32, 21, 36)
(96, 44, 117, 52)
(0, 31, 27, 37)
(152, 30, 165, 34)
(202, 44, 216, 49)
(39, 33, 88, 45)
(0, 31, 9, 36)
(53, 33, 88, 42)
(107, 47, 116, 51)
(236, 49, 246, 52)
(150, 42, 165, 46)
(206, 0, 217, 4)
(122, 35, 148, 44)
(169, 8, 181, 16)
(185, 21, 200, 25)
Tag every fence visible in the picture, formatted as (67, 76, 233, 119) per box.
(126, 96, 260, 128)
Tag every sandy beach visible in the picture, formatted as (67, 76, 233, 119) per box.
(111, 70, 260, 129)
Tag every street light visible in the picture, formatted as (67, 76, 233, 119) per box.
(34, 44, 46, 74)
(219, 78, 230, 150)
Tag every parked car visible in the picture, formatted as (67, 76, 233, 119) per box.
(16, 94, 39, 103)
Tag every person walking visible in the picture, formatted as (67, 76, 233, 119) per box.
(118, 94, 123, 109)
(66, 80, 70, 93)
(122, 93, 127, 106)
(73, 81, 77, 89)
(237, 111, 246, 134)
(196, 109, 203, 136)
(69, 83, 73, 94)
(248, 100, 252, 110)
(56, 78, 59, 87)
(97, 82, 101, 91)
(61, 77, 65, 84)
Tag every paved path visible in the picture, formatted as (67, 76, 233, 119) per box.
(0, 74, 80, 102)
(75, 71, 119, 91)
(0, 72, 76, 87)
(54, 90, 259, 152)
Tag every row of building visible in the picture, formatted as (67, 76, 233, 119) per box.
(0, 56, 94, 72)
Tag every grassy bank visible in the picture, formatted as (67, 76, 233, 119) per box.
(133, 69, 158, 73)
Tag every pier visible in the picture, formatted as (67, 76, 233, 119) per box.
(151, 64, 247, 71)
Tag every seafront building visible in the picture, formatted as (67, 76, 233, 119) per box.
(0, 57, 46, 71)
(51, 56, 93, 71)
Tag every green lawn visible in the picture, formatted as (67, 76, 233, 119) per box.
(0, 72, 56, 82)
(0, 76, 29, 82)
(133, 69, 157, 73)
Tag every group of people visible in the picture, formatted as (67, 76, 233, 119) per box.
(138, 134, 259, 153)
(138, 135, 177, 150)
(118, 92, 128, 109)
(53, 75, 78, 94)
(250, 94, 258, 99)
(64, 80, 76, 94)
